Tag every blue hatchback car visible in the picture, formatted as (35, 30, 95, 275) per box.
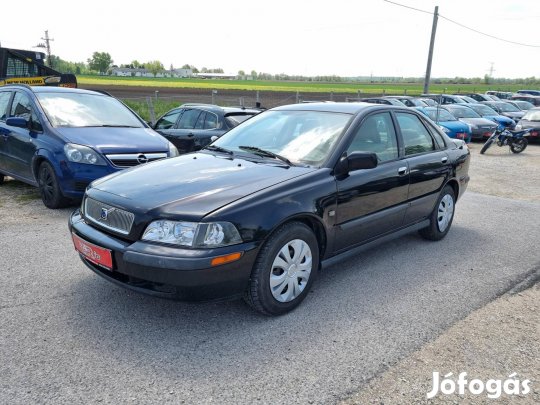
(0, 85, 178, 208)
(415, 107, 472, 143)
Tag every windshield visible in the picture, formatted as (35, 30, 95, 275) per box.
(514, 101, 534, 110)
(213, 110, 352, 166)
(36, 92, 144, 128)
(496, 103, 520, 112)
(444, 106, 480, 118)
(425, 109, 456, 122)
(522, 109, 540, 121)
(468, 105, 498, 116)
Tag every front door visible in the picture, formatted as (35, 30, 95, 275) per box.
(3, 91, 41, 181)
(334, 111, 409, 251)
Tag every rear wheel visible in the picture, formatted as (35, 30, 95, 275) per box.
(244, 222, 319, 316)
(510, 138, 527, 154)
(419, 185, 456, 241)
(0, 173, 4, 184)
(480, 139, 494, 154)
(38, 161, 70, 209)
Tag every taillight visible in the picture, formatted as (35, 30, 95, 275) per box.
(456, 133, 466, 139)
(531, 131, 538, 137)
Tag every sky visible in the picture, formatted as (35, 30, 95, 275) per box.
(1, 0, 539, 79)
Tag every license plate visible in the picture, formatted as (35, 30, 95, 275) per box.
(72, 233, 113, 270)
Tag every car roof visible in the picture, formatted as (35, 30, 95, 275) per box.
(180, 103, 260, 114)
(5, 85, 104, 96)
(272, 102, 403, 114)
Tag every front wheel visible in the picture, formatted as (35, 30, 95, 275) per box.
(419, 185, 456, 241)
(244, 222, 319, 316)
(510, 138, 528, 154)
(38, 161, 70, 209)
(480, 139, 494, 154)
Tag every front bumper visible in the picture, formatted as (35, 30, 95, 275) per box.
(69, 210, 260, 301)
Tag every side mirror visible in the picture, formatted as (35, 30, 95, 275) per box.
(335, 151, 378, 177)
(6, 117, 29, 129)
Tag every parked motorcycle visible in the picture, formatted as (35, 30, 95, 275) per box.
(480, 127, 532, 154)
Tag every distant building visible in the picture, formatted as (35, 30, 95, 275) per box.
(194, 72, 238, 80)
(110, 67, 193, 78)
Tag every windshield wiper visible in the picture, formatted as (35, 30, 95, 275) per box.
(80, 124, 140, 128)
(204, 145, 233, 155)
(238, 146, 293, 166)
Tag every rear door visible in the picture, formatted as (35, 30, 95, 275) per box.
(334, 111, 410, 251)
(394, 111, 451, 224)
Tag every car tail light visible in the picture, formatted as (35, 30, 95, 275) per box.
(483, 132, 492, 137)
(456, 133, 466, 140)
(531, 131, 538, 137)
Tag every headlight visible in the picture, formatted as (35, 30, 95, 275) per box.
(168, 142, 179, 157)
(64, 143, 106, 165)
(142, 220, 242, 248)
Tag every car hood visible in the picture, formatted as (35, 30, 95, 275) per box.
(501, 111, 525, 119)
(482, 115, 514, 124)
(54, 127, 169, 154)
(439, 120, 469, 132)
(458, 117, 497, 128)
(87, 152, 316, 220)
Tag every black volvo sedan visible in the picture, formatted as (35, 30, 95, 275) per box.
(69, 103, 470, 315)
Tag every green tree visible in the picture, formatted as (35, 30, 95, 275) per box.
(146, 60, 164, 77)
(238, 70, 245, 76)
(251, 70, 258, 79)
(131, 60, 141, 69)
(87, 52, 113, 74)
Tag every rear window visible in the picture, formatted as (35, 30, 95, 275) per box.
(225, 113, 257, 127)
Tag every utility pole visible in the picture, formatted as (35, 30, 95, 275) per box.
(423, 6, 439, 94)
(41, 30, 54, 68)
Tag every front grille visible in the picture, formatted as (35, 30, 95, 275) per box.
(84, 198, 135, 235)
(105, 153, 167, 168)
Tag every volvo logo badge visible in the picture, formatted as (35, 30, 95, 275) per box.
(100, 207, 115, 220)
(137, 154, 149, 164)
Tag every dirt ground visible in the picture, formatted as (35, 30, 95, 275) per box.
(466, 141, 540, 203)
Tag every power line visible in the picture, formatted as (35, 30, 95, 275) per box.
(382, 0, 540, 48)
(382, 0, 432, 15)
(438, 15, 540, 48)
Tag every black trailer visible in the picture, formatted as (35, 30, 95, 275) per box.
(0, 47, 77, 87)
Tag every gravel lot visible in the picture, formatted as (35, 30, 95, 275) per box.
(0, 142, 539, 404)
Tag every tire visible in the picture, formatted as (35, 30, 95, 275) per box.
(37, 161, 70, 209)
(419, 185, 456, 241)
(0, 173, 4, 184)
(480, 139, 494, 154)
(510, 138, 528, 154)
(244, 222, 319, 316)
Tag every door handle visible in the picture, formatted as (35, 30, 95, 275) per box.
(441, 156, 448, 163)
(187, 133, 195, 137)
(398, 166, 408, 176)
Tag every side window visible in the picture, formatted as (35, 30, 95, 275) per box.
(347, 112, 398, 163)
(0, 92, 11, 121)
(204, 112, 218, 129)
(10, 92, 43, 131)
(155, 109, 181, 129)
(177, 109, 201, 129)
(423, 119, 446, 148)
(194, 111, 206, 129)
(396, 112, 435, 155)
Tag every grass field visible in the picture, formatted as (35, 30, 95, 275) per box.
(77, 75, 528, 95)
